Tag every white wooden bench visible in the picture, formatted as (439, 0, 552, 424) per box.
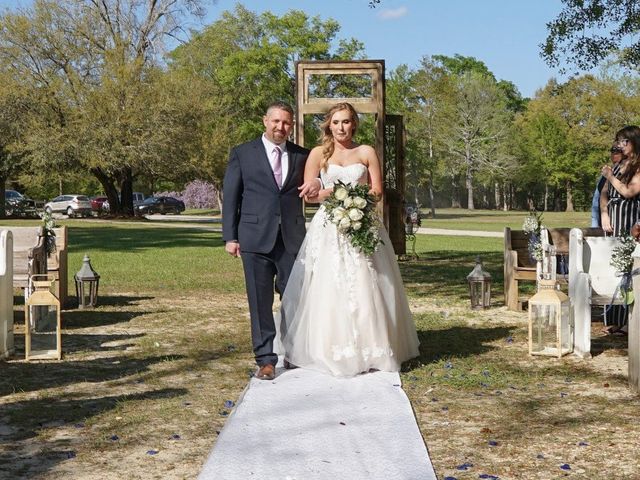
(0, 230, 13, 358)
(569, 228, 623, 358)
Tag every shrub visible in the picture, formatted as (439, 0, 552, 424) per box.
(154, 180, 219, 210)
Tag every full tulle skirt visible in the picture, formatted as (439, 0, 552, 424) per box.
(281, 206, 420, 377)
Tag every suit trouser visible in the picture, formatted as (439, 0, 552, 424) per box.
(241, 231, 296, 366)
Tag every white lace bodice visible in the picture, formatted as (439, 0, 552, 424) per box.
(321, 163, 368, 188)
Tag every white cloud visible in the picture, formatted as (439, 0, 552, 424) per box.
(378, 6, 408, 20)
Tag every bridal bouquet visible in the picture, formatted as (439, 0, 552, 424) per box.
(323, 181, 383, 255)
(610, 234, 637, 305)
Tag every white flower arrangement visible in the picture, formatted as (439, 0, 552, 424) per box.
(323, 181, 383, 255)
(522, 211, 544, 262)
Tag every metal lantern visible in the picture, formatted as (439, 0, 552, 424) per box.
(74, 254, 100, 309)
(25, 275, 61, 360)
(466, 256, 492, 309)
(528, 279, 573, 357)
(401, 207, 420, 261)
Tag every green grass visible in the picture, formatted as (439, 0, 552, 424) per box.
(421, 207, 592, 231)
(0, 216, 638, 479)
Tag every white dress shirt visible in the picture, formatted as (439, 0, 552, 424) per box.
(262, 135, 289, 186)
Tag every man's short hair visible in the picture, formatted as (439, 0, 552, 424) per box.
(266, 101, 294, 117)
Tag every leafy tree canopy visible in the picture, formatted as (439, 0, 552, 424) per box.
(542, 0, 640, 72)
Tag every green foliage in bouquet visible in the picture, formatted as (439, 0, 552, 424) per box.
(323, 180, 383, 256)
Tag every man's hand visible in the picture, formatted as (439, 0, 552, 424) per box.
(298, 178, 321, 198)
(225, 241, 241, 257)
(601, 165, 613, 179)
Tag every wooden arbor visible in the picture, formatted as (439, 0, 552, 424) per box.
(294, 60, 406, 254)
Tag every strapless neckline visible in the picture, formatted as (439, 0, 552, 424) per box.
(327, 163, 367, 170)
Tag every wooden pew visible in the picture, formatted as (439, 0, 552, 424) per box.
(7, 226, 47, 291)
(48, 226, 68, 307)
(504, 227, 537, 311)
(505, 226, 605, 311)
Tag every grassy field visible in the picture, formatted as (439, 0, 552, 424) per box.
(0, 214, 638, 479)
(420, 208, 592, 232)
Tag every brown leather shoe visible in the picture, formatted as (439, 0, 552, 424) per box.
(255, 364, 275, 380)
(283, 359, 298, 370)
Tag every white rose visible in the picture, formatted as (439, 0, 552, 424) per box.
(353, 196, 367, 209)
(334, 187, 349, 201)
(352, 221, 362, 231)
(339, 217, 351, 231)
(333, 207, 346, 220)
(348, 208, 364, 221)
(343, 197, 354, 208)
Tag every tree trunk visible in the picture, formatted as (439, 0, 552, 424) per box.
(428, 170, 436, 218)
(119, 167, 134, 216)
(502, 181, 508, 211)
(466, 161, 475, 210)
(544, 183, 548, 211)
(451, 174, 461, 208)
(494, 181, 500, 211)
(566, 180, 574, 212)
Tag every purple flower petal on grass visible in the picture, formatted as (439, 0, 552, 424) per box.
(110, 435, 119, 441)
(488, 440, 498, 446)
(444, 361, 453, 369)
(444, 477, 459, 480)
(171, 434, 181, 440)
(560, 392, 568, 398)
(560, 464, 571, 470)
(479, 475, 500, 479)
(66, 451, 76, 459)
(74, 423, 85, 429)
(224, 400, 235, 409)
(578, 441, 588, 446)
(219, 410, 229, 417)
(442, 406, 449, 411)
(482, 370, 490, 377)
(505, 336, 514, 343)
(455, 462, 473, 471)
(480, 382, 489, 388)
(146, 450, 159, 455)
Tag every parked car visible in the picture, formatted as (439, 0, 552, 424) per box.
(102, 192, 146, 212)
(90, 196, 109, 212)
(4, 190, 39, 217)
(134, 196, 185, 216)
(44, 194, 92, 217)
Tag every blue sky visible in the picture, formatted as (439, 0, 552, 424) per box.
(0, 0, 567, 98)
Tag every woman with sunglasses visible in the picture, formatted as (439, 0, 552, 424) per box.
(600, 125, 640, 334)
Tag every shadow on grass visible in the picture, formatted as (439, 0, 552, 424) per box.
(399, 251, 504, 298)
(61, 310, 149, 329)
(68, 226, 222, 253)
(403, 325, 516, 372)
(0, 387, 188, 478)
(0, 345, 184, 396)
(90, 294, 154, 307)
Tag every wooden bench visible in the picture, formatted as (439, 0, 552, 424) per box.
(505, 226, 605, 311)
(504, 227, 537, 311)
(569, 229, 622, 358)
(6, 226, 47, 291)
(49, 226, 68, 307)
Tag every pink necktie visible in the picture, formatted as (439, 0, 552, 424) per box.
(273, 146, 282, 188)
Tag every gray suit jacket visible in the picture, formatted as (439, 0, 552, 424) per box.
(222, 138, 310, 255)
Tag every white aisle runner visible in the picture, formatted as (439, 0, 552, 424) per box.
(198, 368, 437, 480)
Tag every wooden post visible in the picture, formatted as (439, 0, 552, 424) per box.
(630, 253, 640, 393)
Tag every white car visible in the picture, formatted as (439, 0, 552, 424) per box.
(44, 194, 92, 217)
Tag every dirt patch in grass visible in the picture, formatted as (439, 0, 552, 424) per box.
(2, 288, 640, 479)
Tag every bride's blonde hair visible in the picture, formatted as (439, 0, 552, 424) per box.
(319, 102, 359, 171)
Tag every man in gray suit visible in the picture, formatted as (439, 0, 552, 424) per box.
(222, 101, 319, 380)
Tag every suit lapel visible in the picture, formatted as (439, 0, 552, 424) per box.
(253, 139, 280, 190)
(281, 141, 298, 190)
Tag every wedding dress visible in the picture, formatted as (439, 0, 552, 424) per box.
(281, 163, 420, 377)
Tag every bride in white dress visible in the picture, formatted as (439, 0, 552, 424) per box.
(281, 102, 420, 377)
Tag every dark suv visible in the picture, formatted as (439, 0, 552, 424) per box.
(134, 196, 185, 216)
(4, 190, 39, 217)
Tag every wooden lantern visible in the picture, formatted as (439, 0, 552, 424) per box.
(528, 279, 573, 357)
(25, 275, 61, 361)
